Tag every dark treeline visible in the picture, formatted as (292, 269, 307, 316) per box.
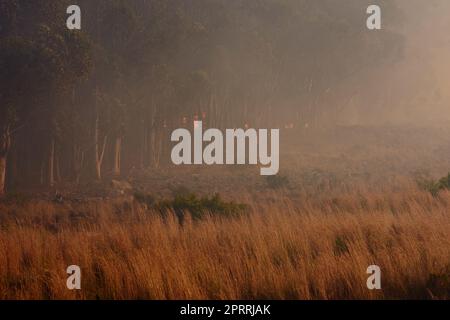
(0, 0, 403, 194)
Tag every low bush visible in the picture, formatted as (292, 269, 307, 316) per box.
(134, 191, 248, 221)
(133, 191, 155, 208)
(417, 173, 450, 196)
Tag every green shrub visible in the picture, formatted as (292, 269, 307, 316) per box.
(417, 173, 450, 196)
(135, 191, 248, 221)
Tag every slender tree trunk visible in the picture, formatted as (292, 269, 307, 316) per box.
(95, 161, 101, 180)
(40, 160, 45, 185)
(56, 154, 61, 183)
(94, 114, 107, 180)
(139, 117, 146, 169)
(48, 138, 55, 187)
(151, 128, 156, 168)
(0, 155, 6, 197)
(113, 136, 122, 176)
(152, 128, 163, 169)
(0, 126, 11, 196)
(74, 145, 85, 184)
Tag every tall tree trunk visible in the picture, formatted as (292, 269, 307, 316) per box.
(40, 160, 45, 185)
(48, 138, 55, 187)
(0, 126, 11, 196)
(0, 155, 6, 197)
(73, 145, 85, 184)
(151, 128, 163, 169)
(139, 117, 147, 169)
(113, 136, 122, 176)
(94, 114, 107, 181)
(56, 154, 61, 183)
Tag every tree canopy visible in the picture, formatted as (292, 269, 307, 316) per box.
(0, 0, 405, 192)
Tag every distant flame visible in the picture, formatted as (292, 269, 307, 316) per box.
(284, 123, 294, 129)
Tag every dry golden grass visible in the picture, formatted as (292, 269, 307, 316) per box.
(0, 187, 449, 300)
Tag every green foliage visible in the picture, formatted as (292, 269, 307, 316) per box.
(0, 1, 92, 138)
(0, 37, 37, 122)
(436, 173, 450, 192)
(134, 191, 248, 221)
(417, 173, 450, 196)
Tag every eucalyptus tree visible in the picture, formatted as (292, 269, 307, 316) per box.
(0, 0, 91, 192)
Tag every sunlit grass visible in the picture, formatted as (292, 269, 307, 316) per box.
(0, 186, 448, 300)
